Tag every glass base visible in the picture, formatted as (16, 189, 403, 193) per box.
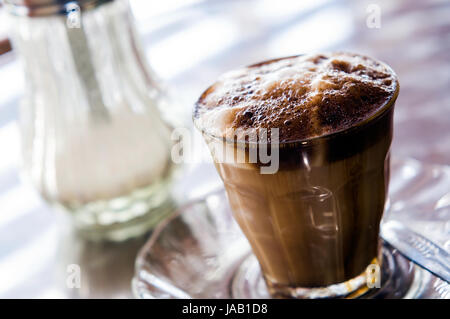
(232, 245, 415, 299)
(60, 180, 175, 242)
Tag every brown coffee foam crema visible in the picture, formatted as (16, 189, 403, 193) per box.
(194, 52, 398, 144)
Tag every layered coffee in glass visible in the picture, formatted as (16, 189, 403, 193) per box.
(194, 53, 399, 298)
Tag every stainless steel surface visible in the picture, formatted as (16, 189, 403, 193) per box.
(0, 0, 449, 298)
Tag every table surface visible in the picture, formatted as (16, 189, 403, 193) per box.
(0, 0, 449, 298)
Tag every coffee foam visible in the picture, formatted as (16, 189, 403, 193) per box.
(194, 52, 397, 143)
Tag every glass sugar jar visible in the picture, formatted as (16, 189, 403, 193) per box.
(3, 0, 176, 241)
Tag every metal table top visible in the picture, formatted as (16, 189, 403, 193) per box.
(0, 0, 448, 298)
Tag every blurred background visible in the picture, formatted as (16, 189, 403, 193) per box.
(0, 0, 448, 298)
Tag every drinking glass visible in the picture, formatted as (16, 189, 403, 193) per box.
(196, 58, 399, 298)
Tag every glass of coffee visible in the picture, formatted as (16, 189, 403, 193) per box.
(193, 53, 399, 298)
